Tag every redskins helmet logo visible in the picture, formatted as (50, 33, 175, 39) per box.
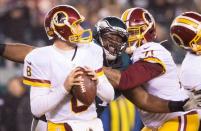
(52, 11, 69, 27)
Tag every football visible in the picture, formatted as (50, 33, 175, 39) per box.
(71, 67, 97, 106)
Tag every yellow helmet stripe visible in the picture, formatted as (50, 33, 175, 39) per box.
(176, 17, 199, 29)
(121, 9, 132, 23)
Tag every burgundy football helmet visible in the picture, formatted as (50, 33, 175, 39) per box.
(170, 11, 201, 53)
(44, 5, 92, 43)
(121, 7, 156, 48)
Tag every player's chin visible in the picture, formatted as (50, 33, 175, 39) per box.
(125, 47, 133, 54)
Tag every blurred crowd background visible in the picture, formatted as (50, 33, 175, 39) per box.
(0, 0, 200, 131)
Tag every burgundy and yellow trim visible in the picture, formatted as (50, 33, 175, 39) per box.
(143, 57, 166, 73)
(23, 77, 51, 88)
(95, 68, 104, 77)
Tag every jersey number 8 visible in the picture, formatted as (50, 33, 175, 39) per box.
(26, 66, 32, 76)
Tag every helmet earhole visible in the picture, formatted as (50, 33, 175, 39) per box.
(144, 13, 152, 23)
(172, 35, 182, 45)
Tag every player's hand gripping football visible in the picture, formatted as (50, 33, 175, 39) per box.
(64, 67, 84, 92)
(183, 90, 201, 111)
(83, 66, 98, 85)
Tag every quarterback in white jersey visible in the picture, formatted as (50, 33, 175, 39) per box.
(23, 5, 114, 131)
(119, 8, 200, 131)
(23, 42, 114, 130)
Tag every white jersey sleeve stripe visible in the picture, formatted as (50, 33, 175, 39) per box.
(23, 77, 51, 88)
(143, 57, 166, 73)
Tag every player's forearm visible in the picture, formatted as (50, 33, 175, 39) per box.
(103, 66, 121, 88)
(123, 87, 170, 113)
(123, 87, 185, 113)
(2, 43, 35, 63)
(119, 61, 163, 90)
(103, 61, 163, 90)
(30, 86, 68, 117)
(97, 75, 115, 102)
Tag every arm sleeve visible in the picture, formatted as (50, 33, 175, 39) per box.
(118, 60, 163, 90)
(23, 51, 68, 117)
(94, 48, 114, 102)
(30, 86, 68, 117)
(96, 68, 114, 102)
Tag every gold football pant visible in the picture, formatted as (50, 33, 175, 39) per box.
(48, 121, 72, 131)
(47, 118, 103, 131)
(142, 111, 200, 131)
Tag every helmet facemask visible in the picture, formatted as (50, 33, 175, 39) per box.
(125, 23, 154, 54)
(190, 29, 201, 54)
(68, 19, 92, 43)
(100, 29, 127, 60)
(127, 24, 148, 47)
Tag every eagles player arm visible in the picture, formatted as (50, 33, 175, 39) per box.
(0, 43, 35, 63)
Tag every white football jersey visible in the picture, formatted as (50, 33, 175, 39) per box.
(131, 42, 189, 128)
(180, 52, 201, 91)
(180, 52, 201, 117)
(23, 42, 114, 124)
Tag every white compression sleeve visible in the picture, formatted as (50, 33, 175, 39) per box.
(30, 86, 68, 117)
(97, 75, 114, 103)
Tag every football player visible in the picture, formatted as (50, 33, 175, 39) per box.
(1, 14, 194, 131)
(93, 16, 197, 113)
(170, 11, 201, 131)
(1, 15, 200, 116)
(103, 7, 201, 130)
(0, 10, 201, 115)
(23, 5, 115, 131)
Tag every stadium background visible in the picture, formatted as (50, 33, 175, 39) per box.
(0, 0, 200, 131)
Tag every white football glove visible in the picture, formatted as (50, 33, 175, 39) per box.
(183, 90, 201, 111)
